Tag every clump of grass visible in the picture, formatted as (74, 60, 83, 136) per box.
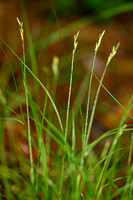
(0, 17, 133, 200)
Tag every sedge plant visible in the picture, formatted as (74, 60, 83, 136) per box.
(0, 17, 133, 200)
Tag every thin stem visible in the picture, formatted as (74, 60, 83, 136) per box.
(84, 31, 105, 139)
(0, 38, 63, 132)
(23, 41, 34, 184)
(83, 50, 97, 148)
(17, 17, 34, 183)
(65, 31, 79, 141)
(59, 31, 79, 200)
(85, 43, 120, 146)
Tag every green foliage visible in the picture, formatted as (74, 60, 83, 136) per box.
(56, 0, 133, 18)
(0, 16, 133, 200)
(83, 0, 130, 11)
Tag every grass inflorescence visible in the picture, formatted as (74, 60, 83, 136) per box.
(0, 17, 133, 200)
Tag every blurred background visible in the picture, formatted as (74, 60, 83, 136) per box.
(0, 0, 133, 152)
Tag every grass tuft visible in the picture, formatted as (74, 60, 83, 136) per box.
(0, 18, 133, 200)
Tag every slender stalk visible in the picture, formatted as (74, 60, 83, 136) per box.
(59, 31, 79, 200)
(65, 31, 79, 141)
(21, 4, 40, 105)
(17, 18, 34, 183)
(0, 38, 63, 132)
(83, 30, 105, 149)
(85, 43, 120, 146)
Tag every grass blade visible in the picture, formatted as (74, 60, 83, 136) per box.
(0, 38, 63, 132)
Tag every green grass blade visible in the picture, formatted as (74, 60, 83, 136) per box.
(0, 47, 26, 125)
(95, 95, 133, 199)
(0, 38, 63, 132)
(65, 31, 79, 141)
(121, 132, 133, 200)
